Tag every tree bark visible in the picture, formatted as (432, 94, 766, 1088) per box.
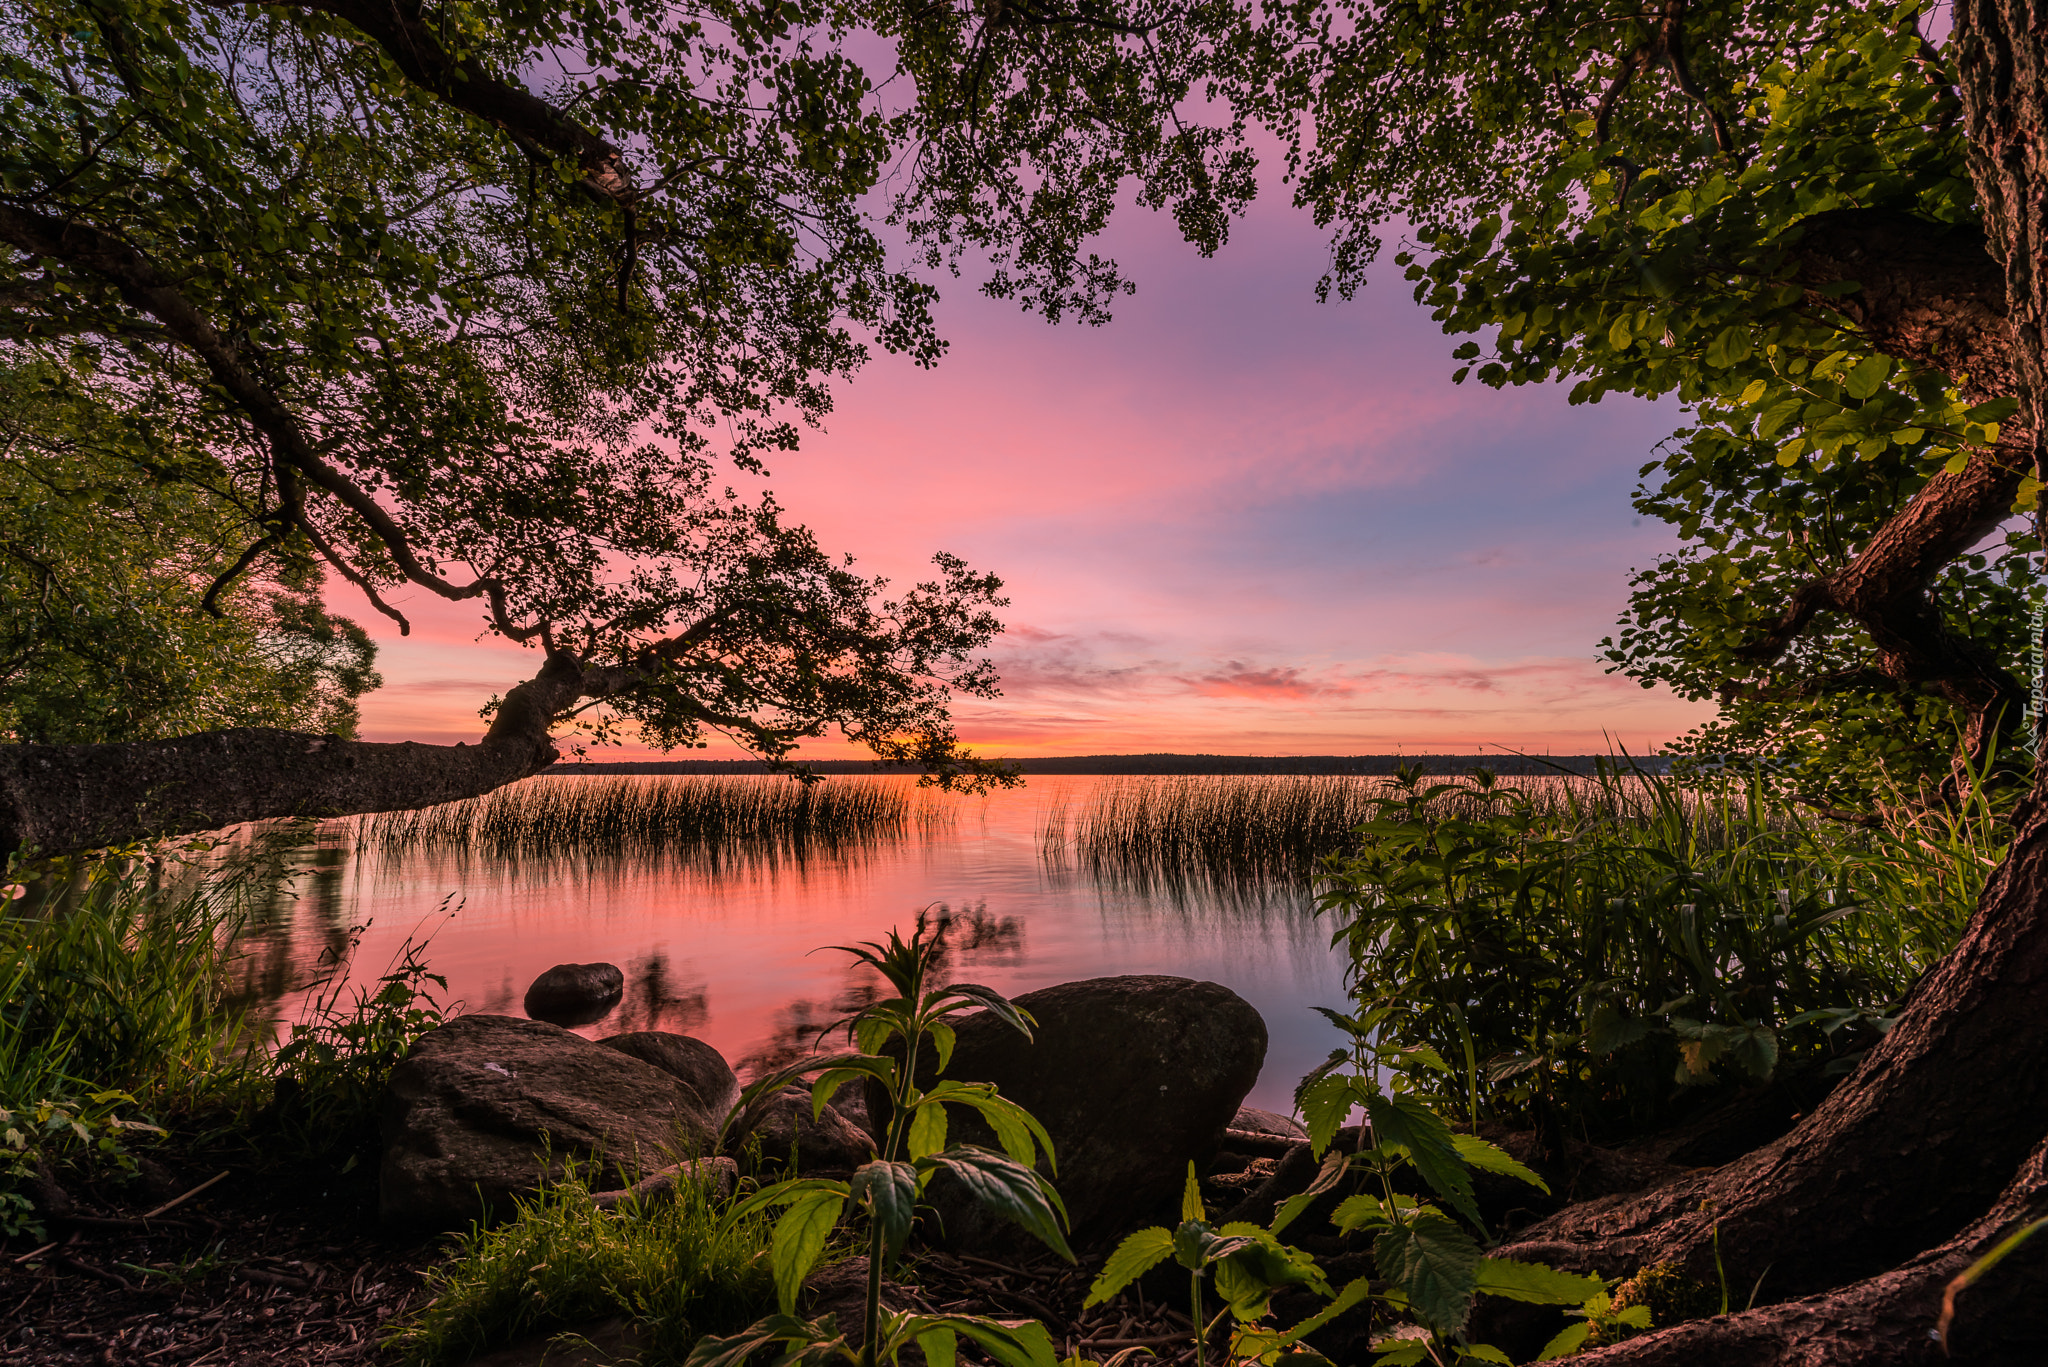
(1733, 208, 2034, 777)
(1494, 786, 2048, 1300)
(0, 656, 583, 854)
(1552, 1137, 2048, 1366)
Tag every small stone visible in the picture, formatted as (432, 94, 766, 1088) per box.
(523, 963, 625, 1026)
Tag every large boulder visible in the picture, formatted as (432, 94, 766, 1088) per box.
(523, 962, 624, 1026)
(727, 1085, 876, 1173)
(379, 1014, 723, 1228)
(908, 975, 1266, 1250)
(599, 1031, 739, 1118)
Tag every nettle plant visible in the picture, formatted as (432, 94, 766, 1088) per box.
(691, 922, 1071, 1367)
(1090, 1001, 1612, 1366)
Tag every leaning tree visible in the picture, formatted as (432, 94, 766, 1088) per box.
(1238, 0, 2048, 1356)
(0, 0, 1253, 853)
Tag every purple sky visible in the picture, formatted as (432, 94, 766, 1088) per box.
(353, 181, 1716, 758)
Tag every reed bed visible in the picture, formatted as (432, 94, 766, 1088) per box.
(1041, 771, 1678, 898)
(348, 774, 942, 871)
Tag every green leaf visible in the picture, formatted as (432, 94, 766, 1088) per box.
(1182, 1160, 1206, 1224)
(1272, 1149, 1350, 1237)
(849, 1160, 918, 1262)
(916, 1327, 958, 1367)
(1536, 1321, 1593, 1361)
(1085, 1226, 1175, 1305)
(1297, 1070, 1357, 1157)
(1372, 1338, 1431, 1366)
(908, 1099, 948, 1160)
(1367, 1094, 1482, 1227)
(940, 984, 1037, 1043)
(1231, 1276, 1374, 1358)
(1459, 1346, 1513, 1365)
(769, 1188, 846, 1315)
(1472, 1259, 1602, 1305)
(921, 1146, 1074, 1261)
(1374, 1213, 1481, 1336)
(1842, 353, 1892, 399)
(1452, 1134, 1549, 1194)
(900, 1315, 1060, 1367)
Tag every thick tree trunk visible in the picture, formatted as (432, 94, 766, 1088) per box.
(1556, 1137, 2048, 1366)
(0, 655, 582, 855)
(1496, 788, 2048, 1299)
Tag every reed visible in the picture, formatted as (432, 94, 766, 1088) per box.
(349, 774, 940, 870)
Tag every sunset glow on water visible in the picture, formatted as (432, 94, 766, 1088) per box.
(231, 775, 1352, 1114)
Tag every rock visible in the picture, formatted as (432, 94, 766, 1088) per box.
(801, 1257, 929, 1350)
(379, 1014, 724, 1229)
(1230, 1106, 1306, 1141)
(906, 975, 1267, 1250)
(598, 1032, 739, 1118)
(590, 1156, 738, 1212)
(524, 962, 625, 1026)
(727, 1085, 876, 1173)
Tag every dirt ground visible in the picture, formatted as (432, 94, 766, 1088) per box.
(1, 1150, 441, 1366)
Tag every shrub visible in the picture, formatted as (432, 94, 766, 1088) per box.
(1314, 760, 1994, 1139)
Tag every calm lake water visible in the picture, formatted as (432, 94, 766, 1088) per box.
(231, 775, 1352, 1113)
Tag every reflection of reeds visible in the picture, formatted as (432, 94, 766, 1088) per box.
(347, 774, 939, 874)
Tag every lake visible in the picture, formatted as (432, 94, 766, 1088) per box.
(229, 774, 1354, 1113)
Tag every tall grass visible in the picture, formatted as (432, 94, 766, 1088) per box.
(0, 861, 253, 1117)
(350, 774, 942, 872)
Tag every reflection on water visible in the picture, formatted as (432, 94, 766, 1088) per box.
(230, 775, 1351, 1112)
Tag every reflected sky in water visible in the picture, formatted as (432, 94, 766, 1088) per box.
(229, 775, 1351, 1113)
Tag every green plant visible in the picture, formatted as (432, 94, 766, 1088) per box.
(1315, 759, 1979, 1138)
(268, 916, 453, 1159)
(1086, 1002, 1599, 1367)
(390, 1158, 778, 1366)
(0, 1092, 159, 1239)
(689, 919, 1071, 1367)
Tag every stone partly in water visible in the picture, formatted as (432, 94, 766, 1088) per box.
(523, 962, 626, 1026)
(599, 1031, 739, 1118)
(910, 975, 1267, 1250)
(379, 1014, 725, 1228)
(726, 1085, 876, 1173)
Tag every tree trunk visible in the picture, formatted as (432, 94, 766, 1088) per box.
(1495, 787, 2048, 1297)
(1555, 1136, 2048, 1366)
(0, 655, 583, 855)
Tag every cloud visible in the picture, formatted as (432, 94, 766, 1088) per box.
(1183, 663, 1353, 701)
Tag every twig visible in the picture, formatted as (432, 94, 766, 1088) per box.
(13, 1240, 60, 1265)
(1083, 1332, 1196, 1349)
(55, 1254, 134, 1290)
(955, 1252, 1037, 1278)
(143, 1170, 229, 1219)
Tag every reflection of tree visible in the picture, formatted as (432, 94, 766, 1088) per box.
(606, 949, 711, 1036)
(927, 901, 1025, 967)
(734, 905, 1027, 1077)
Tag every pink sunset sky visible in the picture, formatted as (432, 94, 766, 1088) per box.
(351, 182, 1718, 760)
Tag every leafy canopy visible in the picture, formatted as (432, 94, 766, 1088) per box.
(0, 0, 1252, 766)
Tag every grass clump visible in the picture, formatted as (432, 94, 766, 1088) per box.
(390, 1164, 779, 1366)
(352, 775, 937, 872)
